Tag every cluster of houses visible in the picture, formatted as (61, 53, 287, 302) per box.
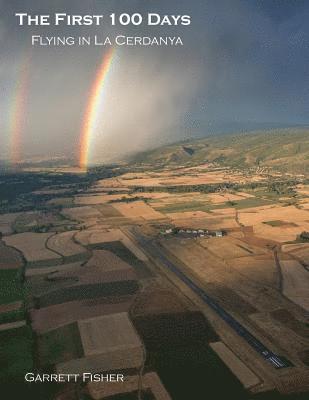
(162, 227, 225, 238)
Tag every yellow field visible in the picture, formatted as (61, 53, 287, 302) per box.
(300, 201, 309, 210)
(132, 192, 174, 199)
(78, 312, 143, 356)
(3, 151, 308, 396)
(280, 260, 309, 311)
(207, 192, 254, 204)
(239, 205, 309, 226)
(281, 243, 309, 265)
(62, 206, 102, 222)
(84, 250, 133, 272)
(95, 168, 264, 188)
(253, 223, 303, 242)
(41, 255, 137, 286)
(112, 200, 165, 220)
(76, 228, 122, 245)
(57, 313, 143, 375)
(228, 255, 278, 288)
(295, 185, 309, 196)
(4, 232, 61, 263)
(47, 231, 86, 257)
(76, 228, 148, 261)
(160, 238, 284, 312)
(167, 214, 239, 230)
(165, 211, 209, 219)
(198, 236, 266, 259)
(160, 239, 226, 283)
(288, 247, 309, 265)
(209, 207, 236, 216)
(281, 243, 309, 253)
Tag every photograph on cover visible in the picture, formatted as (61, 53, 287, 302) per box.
(0, 1, 308, 399)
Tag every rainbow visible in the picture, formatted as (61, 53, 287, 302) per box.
(79, 48, 115, 169)
(9, 54, 31, 165)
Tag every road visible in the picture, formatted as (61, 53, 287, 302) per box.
(132, 229, 292, 370)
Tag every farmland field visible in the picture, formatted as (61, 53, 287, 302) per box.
(0, 269, 23, 304)
(280, 260, 309, 311)
(0, 129, 309, 398)
(35, 281, 139, 308)
(30, 296, 133, 333)
(0, 240, 24, 270)
(37, 322, 83, 367)
(46, 231, 87, 259)
(4, 232, 61, 265)
(0, 326, 33, 382)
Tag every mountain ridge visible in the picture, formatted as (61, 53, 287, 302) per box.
(130, 127, 309, 175)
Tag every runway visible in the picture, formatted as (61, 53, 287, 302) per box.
(134, 231, 291, 369)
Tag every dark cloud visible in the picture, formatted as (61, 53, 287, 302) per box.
(0, 0, 309, 162)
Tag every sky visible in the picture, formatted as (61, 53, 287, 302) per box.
(0, 0, 309, 164)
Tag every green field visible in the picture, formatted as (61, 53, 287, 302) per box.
(50, 197, 74, 207)
(0, 307, 25, 325)
(263, 220, 290, 227)
(35, 281, 139, 308)
(0, 269, 24, 304)
(37, 322, 83, 367)
(155, 201, 213, 214)
(154, 196, 273, 213)
(0, 326, 33, 382)
(227, 197, 274, 209)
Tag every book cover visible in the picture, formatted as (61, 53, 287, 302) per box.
(0, 1, 308, 399)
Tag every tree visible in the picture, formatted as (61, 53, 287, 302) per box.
(300, 231, 309, 241)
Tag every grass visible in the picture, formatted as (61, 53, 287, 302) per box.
(36, 281, 139, 308)
(50, 197, 74, 207)
(230, 197, 274, 209)
(263, 220, 286, 227)
(0, 269, 24, 304)
(12, 210, 75, 233)
(0, 326, 33, 382)
(37, 322, 83, 367)
(0, 308, 25, 324)
(267, 220, 284, 227)
(155, 201, 214, 214)
(246, 187, 296, 202)
(154, 196, 273, 213)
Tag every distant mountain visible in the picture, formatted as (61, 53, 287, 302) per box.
(131, 128, 309, 175)
(182, 120, 308, 137)
(0, 157, 76, 171)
